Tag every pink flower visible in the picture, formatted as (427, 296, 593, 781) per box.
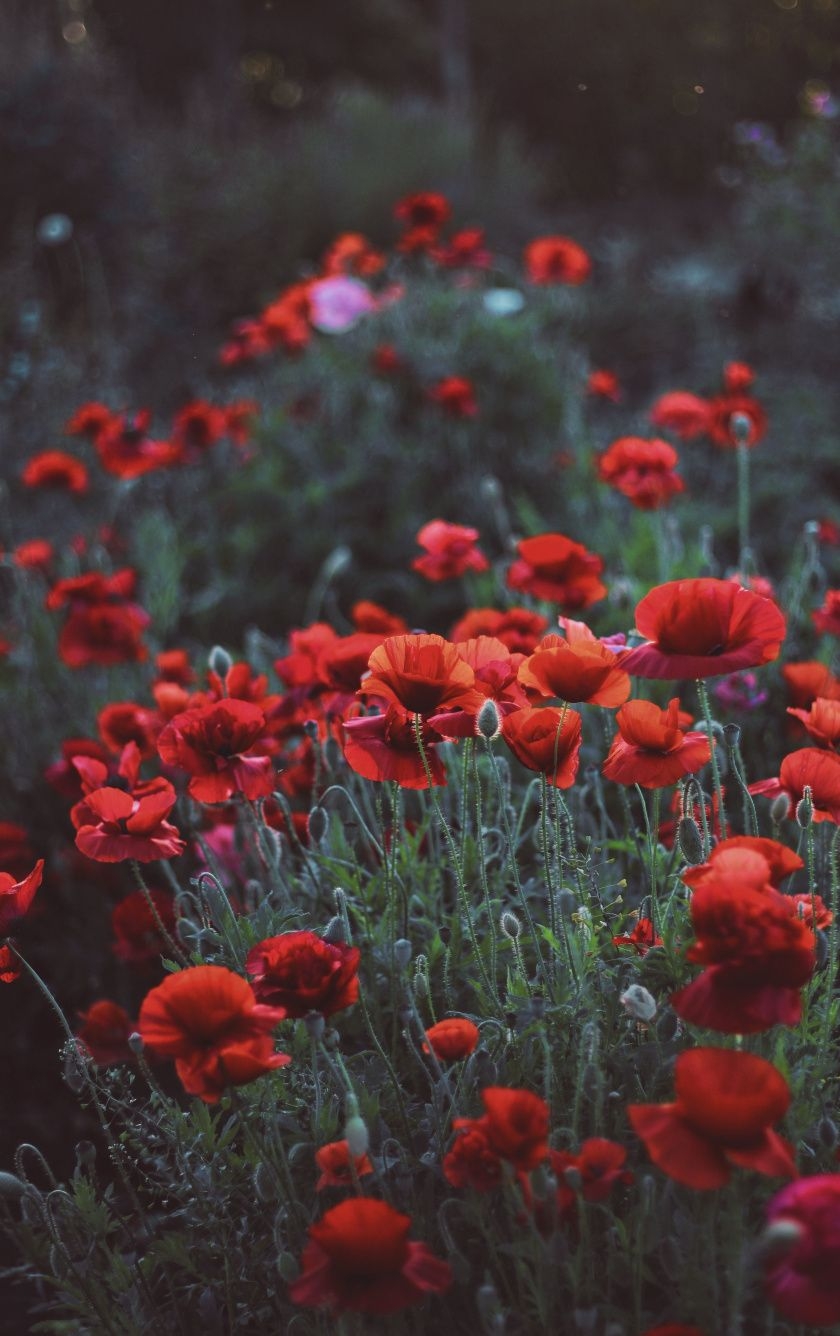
(309, 278, 376, 333)
(763, 1176, 840, 1326)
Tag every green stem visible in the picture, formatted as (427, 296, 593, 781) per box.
(696, 678, 728, 840)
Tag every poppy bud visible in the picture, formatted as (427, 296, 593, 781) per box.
(322, 915, 345, 944)
(677, 815, 705, 865)
(500, 911, 521, 939)
(0, 1172, 27, 1199)
(303, 1012, 325, 1041)
(128, 1031, 145, 1055)
(723, 722, 741, 749)
(796, 786, 814, 828)
(730, 411, 752, 445)
(345, 1113, 369, 1159)
(574, 1308, 599, 1333)
(563, 1166, 583, 1192)
(758, 1218, 805, 1261)
(620, 984, 657, 1022)
(413, 955, 429, 998)
(771, 793, 791, 823)
(208, 645, 232, 681)
(476, 1278, 505, 1334)
(394, 938, 412, 970)
(476, 699, 502, 741)
(277, 1252, 300, 1283)
(307, 805, 328, 844)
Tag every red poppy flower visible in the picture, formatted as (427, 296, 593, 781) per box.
(350, 601, 409, 637)
(518, 631, 630, 707)
(0, 824, 35, 880)
(222, 399, 259, 450)
(707, 393, 767, 448)
(586, 369, 622, 402)
(784, 661, 840, 710)
(315, 633, 387, 714)
(670, 870, 815, 1033)
(443, 1122, 504, 1191)
(597, 436, 685, 510)
(428, 376, 478, 418)
(434, 226, 492, 269)
(763, 1176, 840, 1326)
(12, 539, 53, 572)
(112, 887, 176, 966)
(371, 344, 406, 376)
(526, 1139, 633, 1229)
(629, 1047, 796, 1189)
(138, 964, 289, 1103)
(479, 1086, 550, 1171)
(621, 578, 786, 680)
(361, 634, 483, 719)
(507, 533, 607, 609)
(750, 747, 840, 823)
(0, 860, 44, 934)
(470, 616, 550, 665)
(65, 401, 116, 441)
(788, 697, 840, 747)
(171, 401, 227, 455)
(685, 836, 802, 888)
(21, 450, 88, 493)
(0, 945, 20, 983)
(412, 520, 489, 582)
(791, 892, 833, 931)
(97, 701, 161, 758)
(314, 1140, 374, 1190)
(502, 706, 582, 788)
(76, 1000, 136, 1066)
(524, 236, 591, 285)
(602, 698, 713, 788)
(95, 415, 179, 478)
(155, 649, 195, 686)
(60, 602, 151, 668)
(423, 1018, 480, 1061)
(818, 518, 840, 546)
(322, 231, 385, 278)
(813, 589, 840, 637)
(73, 780, 186, 863)
(290, 1196, 452, 1314)
(454, 636, 528, 715)
(649, 391, 712, 441)
(394, 191, 451, 232)
(612, 917, 663, 955)
(723, 361, 755, 392)
(245, 931, 360, 1018)
(157, 699, 274, 804)
(342, 707, 453, 788)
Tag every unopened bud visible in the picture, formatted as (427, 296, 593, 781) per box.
(796, 787, 813, 828)
(730, 411, 752, 445)
(476, 698, 502, 741)
(303, 1012, 325, 1041)
(563, 1166, 583, 1192)
(307, 806, 328, 844)
(208, 645, 232, 681)
(677, 816, 705, 865)
(759, 1218, 805, 1261)
(394, 939, 412, 970)
(74, 1140, 96, 1171)
(303, 718, 320, 740)
(723, 722, 741, 749)
(574, 1308, 599, 1334)
(128, 1032, 145, 1055)
(0, 1172, 27, 1199)
(322, 915, 345, 944)
(771, 793, 792, 824)
(500, 911, 521, 940)
(620, 984, 657, 1022)
(345, 1114, 369, 1159)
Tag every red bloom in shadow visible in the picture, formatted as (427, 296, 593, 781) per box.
(95, 413, 180, 478)
(0, 946, 20, 983)
(0, 860, 44, 934)
(523, 1138, 633, 1231)
(351, 601, 409, 637)
(245, 931, 360, 1018)
(750, 747, 840, 823)
(112, 887, 176, 967)
(783, 660, 840, 709)
(21, 450, 89, 493)
(502, 707, 582, 788)
(524, 236, 591, 285)
(434, 227, 492, 269)
(412, 520, 489, 581)
(454, 636, 528, 715)
(723, 361, 755, 392)
(813, 589, 840, 637)
(138, 964, 289, 1103)
(507, 534, 607, 609)
(65, 402, 116, 441)
(322, 232, 385, 278)
(621, 578, 786, 680)
(428, 376, 478, 417)
(685, 836, 802, 888)
(315, 1140, 374, 1190)
(707, 393, 767, 447)
(597, 436, 685, 510)
(424, 1018, 480, 1061)
(76, 1000, 136, 1066)
(47, 569, 150, 668)
(443, 1122, 503, 1191)
(480, 1086, 550, 1171)
(602, 698, 713, 788)
(157, 699, 274, 803)
(586, 369, 622, 402)
(290, 1197, 452, 1314)
(13, 539, 54, 572)
(629, 1047, 796, 1189)
(763, 1176, 840, 1326)
(171, 401, 227, 457)
(518, 629, 630, 707)
(612, 917, 662, 955)
(649, 391, 712, 441)
(73, 780, 186, 863)
(670, 859, 815, 1033)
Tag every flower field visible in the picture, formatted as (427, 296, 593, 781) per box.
(3, 192, 840, 1334)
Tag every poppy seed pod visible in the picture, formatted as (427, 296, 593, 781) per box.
(796, 787, 813, 828)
